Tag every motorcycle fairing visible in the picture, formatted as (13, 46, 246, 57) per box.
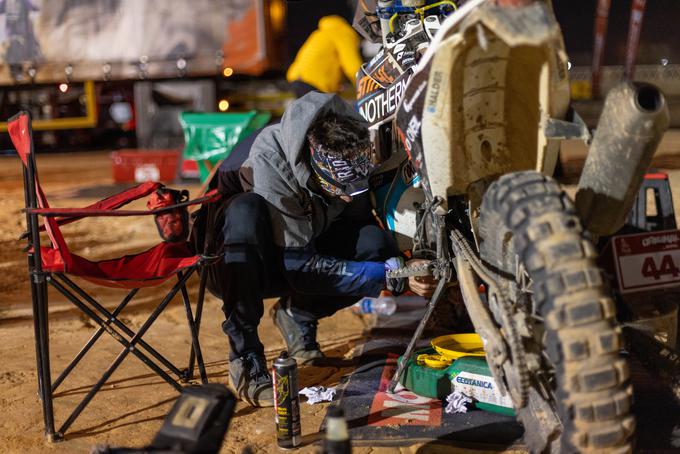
(370, 155, 424, 250)
(397, 0, 570, 208)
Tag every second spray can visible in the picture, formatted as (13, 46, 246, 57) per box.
(273, 351, 301, 449)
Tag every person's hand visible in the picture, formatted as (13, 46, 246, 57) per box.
(384, 256, 407, 294)
(407, 258, 438, 298)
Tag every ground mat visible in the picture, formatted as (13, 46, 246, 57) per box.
(333, 304, 525, 447)
(335, 333, 524, 448)
(333, 305, 680, 450)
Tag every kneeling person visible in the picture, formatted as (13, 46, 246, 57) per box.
(214, 92, 434, 407)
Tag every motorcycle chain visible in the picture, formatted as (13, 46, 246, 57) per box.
(450, 229, 530, 408)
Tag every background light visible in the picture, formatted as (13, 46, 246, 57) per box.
(222, 67, 234, 77)
(218, 99, 230, 111)
(269, 0, 286, 34)
(58, 83, 69, 93)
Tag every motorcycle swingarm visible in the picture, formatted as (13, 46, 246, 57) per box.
(451, 253, 511, 397)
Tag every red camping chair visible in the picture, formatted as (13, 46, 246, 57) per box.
(8, 111, 222, 441)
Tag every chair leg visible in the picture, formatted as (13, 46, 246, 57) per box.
(57, 270, 193, 435)
(35, 272, 57, 440)
(188, 268, 207, 379)
(58, 344, 133, 435)
(29, 259, 45, 400)
(57, 274, 186, 380)
(49, 277, 183, 393)
(178, 271, 208, 383)
(51, 288, 139, 393)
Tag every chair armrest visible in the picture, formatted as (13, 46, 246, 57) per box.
(25, 191, 221, 218)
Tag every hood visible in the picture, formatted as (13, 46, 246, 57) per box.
(277, 91, 367, 189)
(319, 15, 359, 48)
(319, 15, 354, 34)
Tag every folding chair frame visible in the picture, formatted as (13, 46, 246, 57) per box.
(15, 113, 219, 441)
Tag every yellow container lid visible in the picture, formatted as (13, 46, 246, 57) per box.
(431, 333, 486, 360)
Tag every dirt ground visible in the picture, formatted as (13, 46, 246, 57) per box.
(1, 131, 680, 454)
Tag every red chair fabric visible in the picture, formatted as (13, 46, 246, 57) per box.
(7, 112, 217, 289)
(39, 243, 200, 289)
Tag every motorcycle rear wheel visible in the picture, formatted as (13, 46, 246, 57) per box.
(478, 171, 634, 453)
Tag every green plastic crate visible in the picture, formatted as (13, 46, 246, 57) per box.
(179, 110, 271, 183)
(399, 348, 515, 416)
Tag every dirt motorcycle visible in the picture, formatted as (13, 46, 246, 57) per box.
(354, 0, 670, 452)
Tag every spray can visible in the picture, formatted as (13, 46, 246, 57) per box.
(273, 351, 301, 449)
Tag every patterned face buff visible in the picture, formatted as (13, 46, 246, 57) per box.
(309, 143, 374, 197)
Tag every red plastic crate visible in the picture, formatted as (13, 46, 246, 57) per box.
(111, 149, 180, 183)
(181, 159, 200, 179)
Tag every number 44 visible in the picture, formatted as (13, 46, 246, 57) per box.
(641, 254, 680, 280)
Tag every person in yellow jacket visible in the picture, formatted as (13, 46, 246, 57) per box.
(287, 15, 363, 98)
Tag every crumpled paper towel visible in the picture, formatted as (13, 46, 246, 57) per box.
(299, 386, 337, 404)
(445, 390, 473, 414)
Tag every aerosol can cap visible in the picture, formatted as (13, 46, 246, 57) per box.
(274, 350, 297, 367)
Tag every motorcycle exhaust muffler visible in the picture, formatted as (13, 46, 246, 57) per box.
(575, 81, 670, 236)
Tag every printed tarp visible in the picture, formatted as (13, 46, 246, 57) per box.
(0, 0, 270, 81)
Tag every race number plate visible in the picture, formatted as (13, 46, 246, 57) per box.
(613, 230, 680, 293)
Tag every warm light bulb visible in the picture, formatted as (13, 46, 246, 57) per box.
(59, 83, 69, 93)
(269, 0, 285, 34)
(218, 99, 230, 111)
(223, 67, 234, 77)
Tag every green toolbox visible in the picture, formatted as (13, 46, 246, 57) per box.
(399, 348, 515, 416)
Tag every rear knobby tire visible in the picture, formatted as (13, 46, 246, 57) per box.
(478, 171, 634, 453)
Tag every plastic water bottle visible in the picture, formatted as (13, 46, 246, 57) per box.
(352, 294, 397, 315)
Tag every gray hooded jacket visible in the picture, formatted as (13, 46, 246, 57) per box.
(239, 92, 369, 248)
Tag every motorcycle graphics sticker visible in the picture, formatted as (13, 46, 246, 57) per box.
(396, 57, 431, 197)
(352, 0, 381, 43)
(357, 71, 411, 127)
(401, 159, 418, 185)
(403, 80, 426, 113)
(362, 51, 405, 89)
